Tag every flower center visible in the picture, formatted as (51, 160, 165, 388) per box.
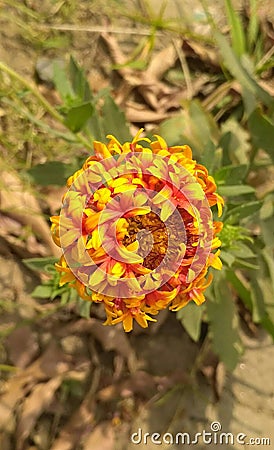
(123, 211, 187, 270)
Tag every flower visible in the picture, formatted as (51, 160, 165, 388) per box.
(51, 130, 224, 332)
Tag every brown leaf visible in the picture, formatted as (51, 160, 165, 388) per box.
(50, 401, 95, 450)
(40, 186, 67, 215)
(0, 169, 60, 257)
(0, 342, 69, 432)
(6, 326, 39, 369)
(146, 42, 178, 80)
(125, 102, 170, 123)
(182, 40, 219, 67)
(57, 318, 137, 372)
(82, 422, 115, 450)
(15, 376, 63, 450)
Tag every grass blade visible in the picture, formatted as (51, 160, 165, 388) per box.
(225, 0, 246, 57)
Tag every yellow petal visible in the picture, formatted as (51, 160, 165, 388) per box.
(124, 206, 151, 218)
(123, 314, 133, 332)
(94, 141, 112, 159)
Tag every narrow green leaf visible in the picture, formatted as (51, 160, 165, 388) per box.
(23, 257, 58, 273)
(262, 248, 274, 290)
(69, 56, 92, 101)
(225, 201, 262, 220)
(177, 302, 204, 342)
(260, 316, 274, 341)
(230, 243, 257, 259)
(220, 250, 236, 267)
(53, 60, 74, 101)
(234, 258, 259, 269)
(214, 31, 274, 110)
(32, 285, 53, 299)
(247, 0, 259, 51)
(218, 185, 255, 196)
(76, 298, 91, 319)
(250, 278, 267, 323)
(226, 270, 252, 310)
(225, 0, 246, 56)
(50, 287, 68, 300)
(215, 164, 248, 185)
(248, 110, 274, 161)
(64, 102, 94, 132)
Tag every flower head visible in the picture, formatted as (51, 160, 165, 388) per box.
(51, 130, 224, 331)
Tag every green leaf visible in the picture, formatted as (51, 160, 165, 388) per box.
(226, 270, 252, 310)
(53, 60, 74, 101)
(87, 111, 106, 142)
(220, 250, 236, 267)
(225, 200, 262, 221)
(206, 275, 243, 370)
(227, 266, 274, 340)
(69, 56, 92, 101)
(262, 248, 274, 290)
(260, 316, 274, 341)
(251, 278, 267, 323)
(23, 257, 58, 273)
(101, 95, 131, 142)
(225, 0, 246, 57)
(230, 243, 257, 259)
(247, 0, 259, 51)
(113, 60, 147, 70)
(234, 258, 259, 270)
(27, 161, 76, 186)
(50, 286, 69, 300)
(218, 185, 255, 196)
(177, 302, 204, 342)
(220, 119, 251, 165)
(214, 31, 274, 111)
(248, 110, 274, 161)
(32, 285, 53, 299)
(159, 100, 219, 155)
(76, 298, 91, 319)
(200, 140, 220, 173)
(215, 164, 249, 185)
(64, 102, 94, 132)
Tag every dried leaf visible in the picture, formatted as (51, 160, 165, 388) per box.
(0, 169, 60, 257)
(6, 327, 39, 369)
(51, 401, 95, 450)
(146, 42, 178, 80)
(0, 342, 69, 432)
(182, 40, 219, 67)
(82, 422, 115, 450)
(125, 102, 170, 123)
(57, 318, 137, 372)
(16, 377, 63, 450)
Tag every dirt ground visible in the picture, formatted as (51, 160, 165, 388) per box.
(0, 1, 274, 449)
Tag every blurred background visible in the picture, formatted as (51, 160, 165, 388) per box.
(0, 1, 274, 449)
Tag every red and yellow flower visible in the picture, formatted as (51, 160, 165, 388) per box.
(51, 130, 224, 332)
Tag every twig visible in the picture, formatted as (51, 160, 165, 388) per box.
(37, 24, 161, 36)
(172, 39, 193, 99)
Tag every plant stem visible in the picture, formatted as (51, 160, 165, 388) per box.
(0, 61, 93, 150)
(0, 61, 64, 122)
